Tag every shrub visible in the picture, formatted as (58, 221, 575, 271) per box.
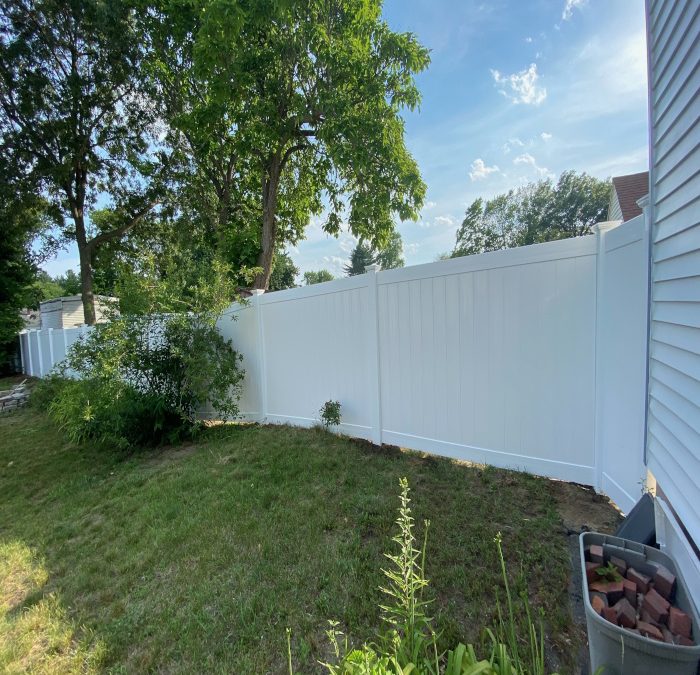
(37, 313, 244, 450)
(320, 400, 342, 429)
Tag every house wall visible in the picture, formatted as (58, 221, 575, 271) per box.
(646, 0, 700, 550)
(608, 191, 623, 221)
(39, 296, 117, 329)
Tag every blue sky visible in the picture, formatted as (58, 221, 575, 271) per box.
(43, 0, 649, 280)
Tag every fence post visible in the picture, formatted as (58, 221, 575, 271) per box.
(593, 220, 620, 492)
(47, 327, 55, 373)
(36, 330, 44, 377)
(18, 331, 26, 375)
(250, 290, 268, 423)
(365, 264, 383, 446)
(25, 331, 34, 376)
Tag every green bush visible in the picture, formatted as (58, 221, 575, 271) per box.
(320, 400, 342, 428)
(35, 313, 244, 450)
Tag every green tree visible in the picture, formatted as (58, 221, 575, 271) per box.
(452, 171, 611, 257)
(0, 179, 51, 369)
(345, 230, 405, 276)
(55, 270, 82, 296)
(376, 230, 405, 270)
(344, 242, 377, 277)
(163, 0, 429, 290)
(268, 252, 299, 291)
(303, 270, 335, 285)
(0, 0, 164, 324)
(25, 272, 64, 309)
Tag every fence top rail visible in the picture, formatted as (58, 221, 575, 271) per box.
(378, 235, 597, 286)
(221, 235, 598, 315)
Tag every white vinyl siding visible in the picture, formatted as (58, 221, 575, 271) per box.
(647, 0, 700, 546)
(608, 191, 623, 221)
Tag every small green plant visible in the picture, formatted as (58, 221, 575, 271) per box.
(320, 400, 342, 429)
(595, 562, 622, 583)
(307, 479, 557, 675)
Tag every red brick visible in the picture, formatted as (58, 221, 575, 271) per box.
(589, 580, 624, 604)
(668, 606, 692, 639)
(638, 621, 664, 641)
(654, 565, 676, 601)
(622, 578, 637, 606)
(641, 609, 662, 629)
(643, 589, 670, 625)
(613, 598, 636, 628)
(586, 561, 601, 584)
(610, 556, 627, 577)
(602, 606, 618, 625)
(589, 544, 604, 564)
(591, 595, 606, 615)
(627, 568, 651, 594)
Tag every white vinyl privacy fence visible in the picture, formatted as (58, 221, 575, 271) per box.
(20, 217, 650, 512)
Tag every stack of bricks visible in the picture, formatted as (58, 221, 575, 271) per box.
(585, 544, 695, 646)
(0, 382, 29, 413)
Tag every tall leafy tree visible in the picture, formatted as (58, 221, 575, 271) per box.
(0, 0, 164, 324)
(0, 177, 52, 369)
(170, 0, 429, 289)
(376, 230, 405, 270)
(452, 171, 611, 258)
(303, 270, 335, 285)
(268, 252, 299, 291)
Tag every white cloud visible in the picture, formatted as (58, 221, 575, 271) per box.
(468, 158, 500, 181)
(338, 232, 358, 254)
(433, 215, 456, 227)
(422, 200, 437, 211)
(417, 214, 457, 229)
(540, 132, 553, 141)
(513, 153, 553, 178)
(502, 138, 525, 154)
(491, 63, 547, 105)
(322, 255, 348, 277)
(525, 36, 533, 43)
(404, 242, 420, 255)
(562, 0, 587, 21)
(560, 30, 647, 121)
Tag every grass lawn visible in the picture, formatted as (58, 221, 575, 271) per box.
(0, 395, 620, 673)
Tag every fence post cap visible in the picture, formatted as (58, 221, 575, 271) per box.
(593, 220, 620, 235)
(249, 289, 265, 296)
(365, 264, 381, 273)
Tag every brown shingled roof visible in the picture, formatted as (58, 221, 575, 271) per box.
(612, 171, 649, 221)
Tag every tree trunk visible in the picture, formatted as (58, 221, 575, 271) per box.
(74, 212, 97, 326)
(253, 155, 282, 290)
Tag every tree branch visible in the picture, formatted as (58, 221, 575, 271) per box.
(85, 200, 158, 252)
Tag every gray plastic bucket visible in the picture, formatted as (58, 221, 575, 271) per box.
(580, 532, 700, 675)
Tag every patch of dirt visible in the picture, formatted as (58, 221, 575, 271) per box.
(142, 444, 199, 468)
(550, 480, 624, 535)
(549, 480, 624, 674)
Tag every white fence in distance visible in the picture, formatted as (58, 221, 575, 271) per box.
(20, 217, 649, 512)
(19, 325, 89, 379)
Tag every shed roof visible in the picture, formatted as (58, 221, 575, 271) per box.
(611, 171, 649, 221)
